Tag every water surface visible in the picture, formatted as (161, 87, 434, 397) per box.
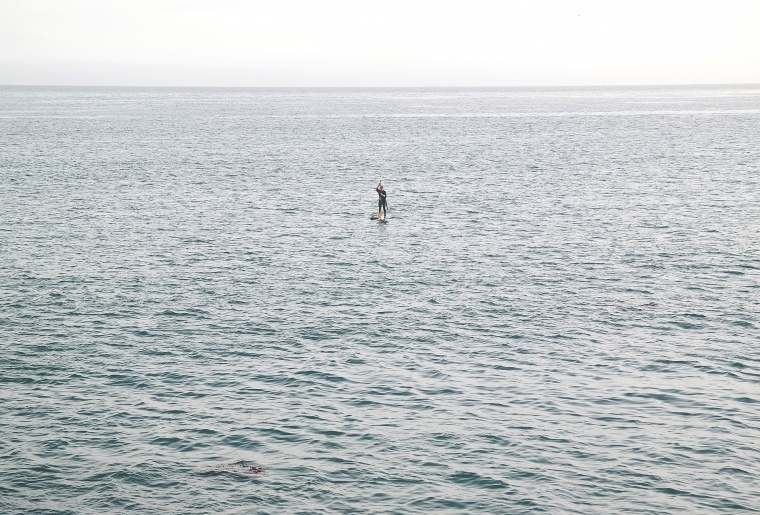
(1, 85, 759, 513)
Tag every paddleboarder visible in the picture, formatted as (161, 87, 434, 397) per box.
(376, 181, 388, 219)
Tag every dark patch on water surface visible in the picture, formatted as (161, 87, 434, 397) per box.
(199, 461, 266, 477)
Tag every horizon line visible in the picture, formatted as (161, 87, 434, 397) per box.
(2, 82, 760, 89)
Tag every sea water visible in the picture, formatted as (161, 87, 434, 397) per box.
(1, 85, 759, 514)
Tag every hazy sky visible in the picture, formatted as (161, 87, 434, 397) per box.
(1, 0, 758, 86)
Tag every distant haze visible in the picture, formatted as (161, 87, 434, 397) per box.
(1, 0, 759, 86)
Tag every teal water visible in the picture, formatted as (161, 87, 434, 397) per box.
(1, 85, 759, 514)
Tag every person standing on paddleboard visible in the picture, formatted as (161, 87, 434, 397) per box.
(376, 182, 388, 219)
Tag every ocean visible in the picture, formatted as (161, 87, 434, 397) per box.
(1, 85, 759, 514)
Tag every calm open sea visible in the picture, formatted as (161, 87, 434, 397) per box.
(1, 85, 759, 514)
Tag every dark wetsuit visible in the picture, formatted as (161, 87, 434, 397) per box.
(376, 187, 387, 216)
